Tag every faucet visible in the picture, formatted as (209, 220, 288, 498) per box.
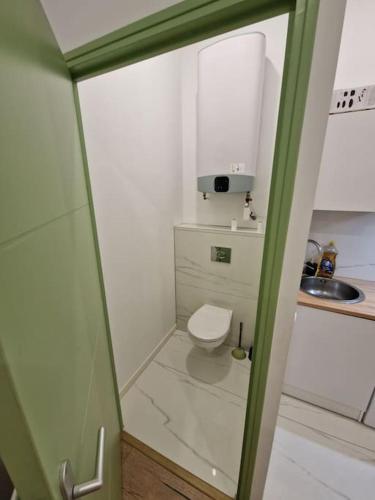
(308, 239, 323, 257)
(303, 239, 323, 276)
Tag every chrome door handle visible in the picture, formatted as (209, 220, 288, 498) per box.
(59, 426, 105, 499)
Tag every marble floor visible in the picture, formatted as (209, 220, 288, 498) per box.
(122, 330, 375, 498)
(122, 330, 248, 496)
(265, 396, 375, 500)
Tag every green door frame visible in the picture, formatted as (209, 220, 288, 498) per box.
(66, 1, 321, 498)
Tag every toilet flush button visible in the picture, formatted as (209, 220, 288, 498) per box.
(211, 246, 231, 263)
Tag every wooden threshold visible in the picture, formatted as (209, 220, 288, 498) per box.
(122, 431, 233, 500)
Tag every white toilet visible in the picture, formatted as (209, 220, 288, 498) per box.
(187, 304, 232, 351)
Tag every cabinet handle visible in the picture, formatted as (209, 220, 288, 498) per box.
(59, 426, 105, 499)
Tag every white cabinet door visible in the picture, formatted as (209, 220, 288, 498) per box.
(284, 306, 375, 419)
(314, 109, 375, 212)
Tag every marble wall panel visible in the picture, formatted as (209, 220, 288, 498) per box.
(175, 225, 264, 348)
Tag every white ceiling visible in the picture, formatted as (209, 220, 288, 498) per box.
(40, 0, 183, 53)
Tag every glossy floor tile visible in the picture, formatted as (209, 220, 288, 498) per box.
(122, 331, 375, 498)
(265, 395, 375, 500)
(122, 331, 250, 496)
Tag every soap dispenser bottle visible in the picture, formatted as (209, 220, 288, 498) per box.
(317, 241, 338, 278)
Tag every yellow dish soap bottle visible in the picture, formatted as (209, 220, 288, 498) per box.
(318, 241, 338, 278)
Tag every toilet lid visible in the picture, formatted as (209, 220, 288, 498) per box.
(188, 304, 232, 341)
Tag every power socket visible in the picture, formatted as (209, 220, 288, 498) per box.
(330, 84, 375, 114)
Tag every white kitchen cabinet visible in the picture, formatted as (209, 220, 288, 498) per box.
(283, 306, 375, 420)
(314, 109, 375, 212)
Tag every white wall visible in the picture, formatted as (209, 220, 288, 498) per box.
(78, 51, 182, 390)
(180, 15, 288, 229)
(334, 0, 375, 88)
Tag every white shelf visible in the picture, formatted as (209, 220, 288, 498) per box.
(174, 223, 265, 238)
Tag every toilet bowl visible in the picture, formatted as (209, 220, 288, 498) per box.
(187, 304, 232, 351)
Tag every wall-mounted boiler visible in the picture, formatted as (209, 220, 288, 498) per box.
(197, 33, 265, 194)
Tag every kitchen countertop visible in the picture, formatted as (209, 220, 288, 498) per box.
(297, 277, 375, 321)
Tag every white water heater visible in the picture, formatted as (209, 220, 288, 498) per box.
(197, 33, 265, 193)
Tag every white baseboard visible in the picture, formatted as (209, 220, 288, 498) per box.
(119, 324, 176, 399)
(282, 383, 361, 420)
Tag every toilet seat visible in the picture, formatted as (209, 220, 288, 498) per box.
(187, 304, 232, 343)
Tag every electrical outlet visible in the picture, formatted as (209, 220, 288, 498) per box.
(330, 84, 375, 114)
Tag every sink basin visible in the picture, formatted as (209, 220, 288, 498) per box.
(300, 277, 365, 304)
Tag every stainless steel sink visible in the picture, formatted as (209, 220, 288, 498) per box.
(300, 277, 365, 304)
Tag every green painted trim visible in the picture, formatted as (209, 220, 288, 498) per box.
(65, 0, 293, 80)
(72, 83, 124, 430)
(237, 1, 320, 498)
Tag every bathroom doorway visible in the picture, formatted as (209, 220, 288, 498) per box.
(74, 3, 341, 497)
(77, 23, 285, 495)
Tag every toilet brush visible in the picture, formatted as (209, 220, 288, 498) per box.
(232, 322, 246, 360)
